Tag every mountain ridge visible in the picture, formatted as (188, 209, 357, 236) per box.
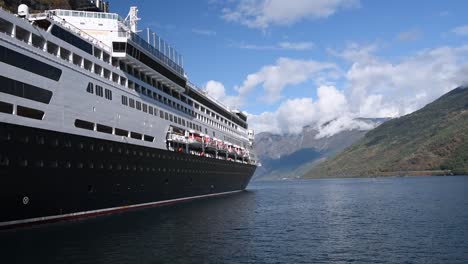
(305, 86, 468, 178)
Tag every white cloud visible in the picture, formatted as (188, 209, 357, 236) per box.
(247, 85, 378, 136)
(192, 28, 217, 36)
(236, 57, 338, 103)
(397, 29, 422, 41)
(344, 44, 468, 118)
(239, 41, 314, 51)
(246, 44, 468, 137)
(452, 25, 468, 36)
(204, 80, 243, 109)
(223, 0, 360, 29)
(278, 41, 315, 50)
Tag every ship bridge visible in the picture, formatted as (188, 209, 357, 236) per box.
(50, 8, 186, 93)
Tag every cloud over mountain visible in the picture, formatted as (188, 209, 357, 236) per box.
(205, 44, 468, 138)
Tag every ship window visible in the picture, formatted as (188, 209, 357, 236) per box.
(0, 17, 13, 35)
(121, 95, 128, 106)
(0, 101, 13, 114)
(60, 47, 71, 61)
(15, 26, 29, 43)
(112, 72, 119, 83)
(31, 33, 45, 49)
(112, 42, 126, 52)
(47, 41, 59, 56)
(96, 124, 112, 134)
(115, 128, 128, 137)
(165, 112, 169, 120)
(94, 64, 102, 75)
(17, 105, 44, 120)
(73, 54, 82, 67)
(136, 101, 142, 110)
(182, 119, 185, 126)
(75, 119, 94, 130)
(103, 52, 111, 63)
(130, 132, 142, 140)
(83, 59, 92, 71)
(148, 106, 153, 115)
(142, 103, 148, 113)
(0, 45, 62, 81)
(160, 110, 164, 118)
(96, 85, 103, 97)
(103, 69, 111, 79)
(51, 25, 93, 54)
(93, 47, 102, 60)
(129, 98, 135, 108)
(104, 89, 112, 100)
(86, 83, 94, 93)
(169, 114, 173, 122)
(144, 135, 154, 142)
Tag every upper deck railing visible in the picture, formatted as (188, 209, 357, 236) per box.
(129, 31, 184, 76)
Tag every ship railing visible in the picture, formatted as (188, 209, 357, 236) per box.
(48, 11, 112, 53)
(186, 81, 232, 112)
(127, 31, 184, 76)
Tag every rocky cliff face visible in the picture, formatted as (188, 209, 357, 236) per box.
(253, 118, 387, 180)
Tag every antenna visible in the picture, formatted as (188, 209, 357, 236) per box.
(124, 6, 141, 33)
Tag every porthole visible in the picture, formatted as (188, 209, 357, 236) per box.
(35, 160, 44, 168)
(19, 159, 28, 167)
(50, 161, 58, 168)
(0, 156, 9, 166)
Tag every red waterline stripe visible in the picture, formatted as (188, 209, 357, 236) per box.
(0, 190, 243, 230)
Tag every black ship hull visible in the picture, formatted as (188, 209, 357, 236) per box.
(0, 122, 256, 228)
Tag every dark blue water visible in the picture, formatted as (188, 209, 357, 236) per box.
(1, 176, 468, 263)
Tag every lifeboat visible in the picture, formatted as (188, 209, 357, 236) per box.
(205, 136, 218, 151)
(216, 140, 226, 153)
(187, 130, 203, 149)
(166, 127, 187, 144)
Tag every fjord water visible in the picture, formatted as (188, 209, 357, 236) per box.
(1, 176, 468, 263)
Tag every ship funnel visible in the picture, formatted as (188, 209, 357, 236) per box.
(17, 4, 29, 18)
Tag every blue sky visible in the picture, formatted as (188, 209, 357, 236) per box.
(110, 0, 468, 135)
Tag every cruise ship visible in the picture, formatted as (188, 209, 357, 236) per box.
(0, 1, 257, 228)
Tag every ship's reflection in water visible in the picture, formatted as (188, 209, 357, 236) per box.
(1, 176, 468, 263)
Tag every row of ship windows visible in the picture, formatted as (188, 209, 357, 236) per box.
(0, 133, 247, 169)
(86, 82, 112, 100)
(0, 100, 44, 120)
(0, 156, 240, 176)
(74, 119, 154, 142)
(121, 95, 203, 132)
(0, 74, 53, 104)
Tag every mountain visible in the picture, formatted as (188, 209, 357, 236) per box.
(253, 118, 387, 180)
(305, 86, 468, 178)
